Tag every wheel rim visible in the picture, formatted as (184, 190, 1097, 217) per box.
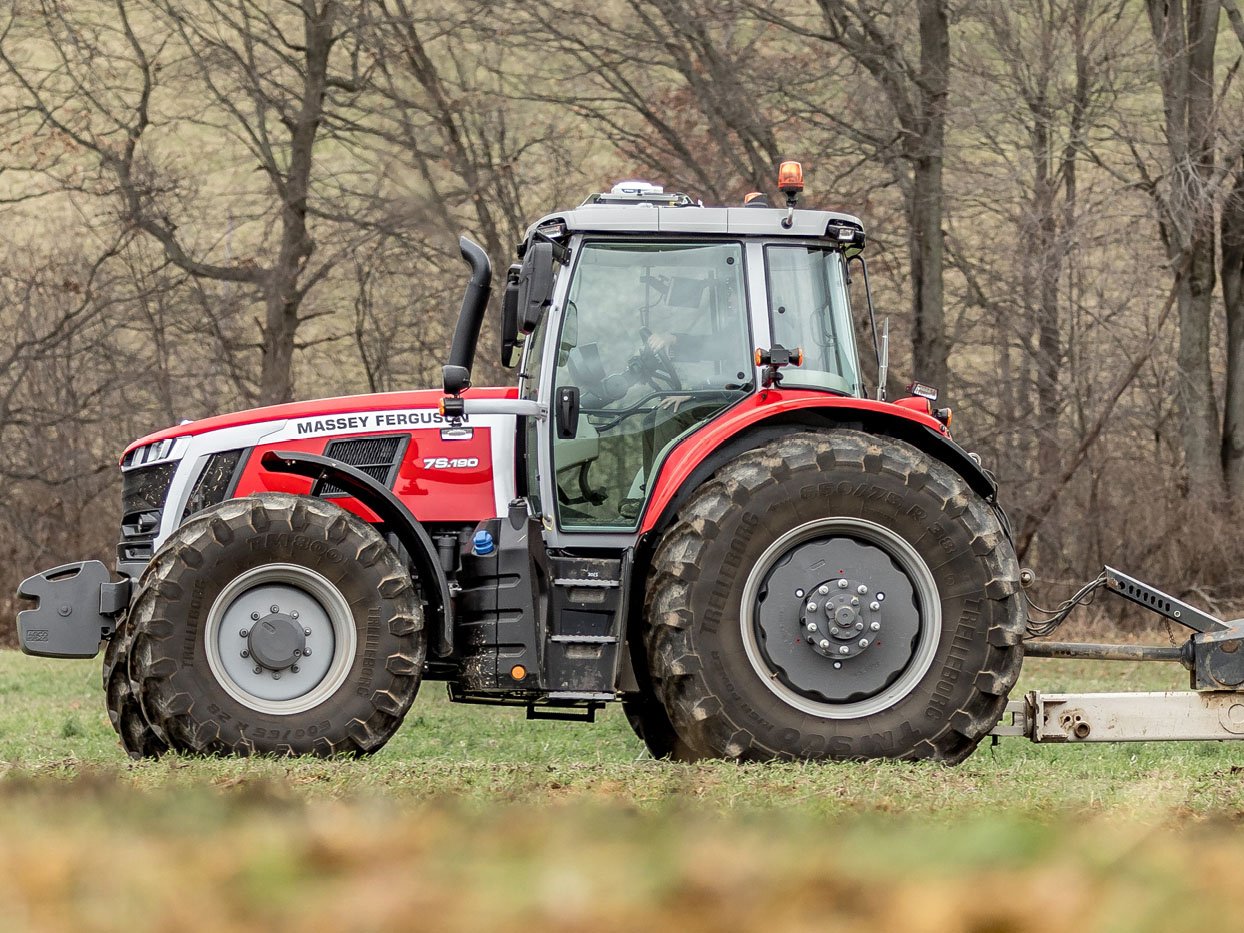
(204, 563, 357, 715)
(739, 517, 941, 720)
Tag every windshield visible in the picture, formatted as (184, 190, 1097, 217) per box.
(552, 240, 753, 529)
(765, 246, 861, 395)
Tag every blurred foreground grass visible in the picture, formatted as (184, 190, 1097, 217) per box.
(5, 650, 1244, 931)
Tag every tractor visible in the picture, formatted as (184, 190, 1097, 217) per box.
(18, 163, 1244, 762)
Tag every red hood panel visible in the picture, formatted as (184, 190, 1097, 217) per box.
(123, 386, 518, 459)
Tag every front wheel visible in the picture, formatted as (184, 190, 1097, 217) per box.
(129, 493, 425, 756)
(643, 430, 1024, 763)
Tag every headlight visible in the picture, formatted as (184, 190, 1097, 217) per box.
(122, 436, 189, 468)
(180, 450, 245, 521)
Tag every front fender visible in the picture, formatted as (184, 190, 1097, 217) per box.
(639, 391, 996, 535)
(260, 450, 454, 656)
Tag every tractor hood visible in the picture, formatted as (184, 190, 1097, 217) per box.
(121, 387, 518, 463)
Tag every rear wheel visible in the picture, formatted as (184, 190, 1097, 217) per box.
(643, 430, 1024, 763)
(130, 493, 425, 756)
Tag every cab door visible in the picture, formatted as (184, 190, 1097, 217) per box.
(548, 239, 755, 532)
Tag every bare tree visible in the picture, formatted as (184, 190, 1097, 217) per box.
(751, 0, 954, 392)
(0, 0, 371, 404)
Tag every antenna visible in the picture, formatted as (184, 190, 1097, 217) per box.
(877, 318, 890, 402)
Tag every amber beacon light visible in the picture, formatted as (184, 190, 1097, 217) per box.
(778, 160, 804, 195)
(778, 161, 804, 227)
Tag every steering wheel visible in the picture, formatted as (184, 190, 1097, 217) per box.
(636, 327, 683, 390)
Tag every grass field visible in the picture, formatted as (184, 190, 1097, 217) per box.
(5, 649, 1244, 932)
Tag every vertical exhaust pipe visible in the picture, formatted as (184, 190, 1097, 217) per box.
(442, 236, 493, 397)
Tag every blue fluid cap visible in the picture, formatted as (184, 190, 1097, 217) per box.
(473, 529, 495, 556)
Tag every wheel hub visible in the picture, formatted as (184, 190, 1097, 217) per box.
(800, 578, 884, 661)
(247, 612, 307, 671)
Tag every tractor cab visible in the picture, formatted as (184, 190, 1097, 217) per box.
(445, 172, 871, 539)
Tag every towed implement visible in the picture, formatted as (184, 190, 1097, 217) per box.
(14, 165, 1237, 761)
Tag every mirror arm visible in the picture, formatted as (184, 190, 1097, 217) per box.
(852, 256, 882, 390)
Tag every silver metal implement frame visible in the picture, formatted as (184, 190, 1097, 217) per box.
(992, 691, 1244, 743)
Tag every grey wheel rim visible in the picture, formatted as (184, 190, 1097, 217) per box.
(739, 517, 941, 720)
(204, 563, 357, 715)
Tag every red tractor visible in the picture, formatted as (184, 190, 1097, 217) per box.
(23, 165, 1243, 761)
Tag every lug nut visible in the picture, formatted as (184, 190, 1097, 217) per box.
(290, 611, 299, 620)
(859, 638, 869, 648)
(291, 665, 300, 674)
(857, 584, 868, 595)
(270, 605, 280, 613)
(250, 612, 260, 621)
(253, 666, 263, 674)
(818, 584, 829, 595)
(807, 602, 817, 611)
(240, 649, 249, 659)
(293, 649, 301, 657)
(272, 672, 281, 680)
(304, 628, 312, 637)
(807, 622, 818, 633)
(819, 639, 830, 649)
(870, 621, 881, 631)
(837, 579, 849, 589)
(839, 646, 850, 655)
(239, 629, 249, 638)
(869, 601, 880, 611)
(303, 648, 312, 657)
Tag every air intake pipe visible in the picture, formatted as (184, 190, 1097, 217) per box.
(442, 236, 493, 397)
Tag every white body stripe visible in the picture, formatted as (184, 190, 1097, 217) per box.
(153, 407, 518, 550)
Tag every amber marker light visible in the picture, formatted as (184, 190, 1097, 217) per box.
(437, 398, 446, 416)
(510, 665, 527, 681)
(778, 160, 804, 193)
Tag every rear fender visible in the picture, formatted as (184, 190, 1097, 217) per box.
(260, 450, 454, 656)
(639, 396, 996, 536)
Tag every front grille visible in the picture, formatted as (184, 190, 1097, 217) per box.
(314, 435, 406, 497)
(118, 462, 176, 564)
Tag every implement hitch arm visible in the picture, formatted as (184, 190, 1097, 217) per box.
(996, 565, 1244, 744)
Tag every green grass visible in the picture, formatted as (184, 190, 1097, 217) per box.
(3, 648, 1240, 816)
(6, 649, 1244, 932)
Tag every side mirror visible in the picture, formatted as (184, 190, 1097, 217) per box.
(501, 263, 521, 368)
(517, 240, 555, 333)
(443, 364, 471, 396)
(556, 385, 581, 439)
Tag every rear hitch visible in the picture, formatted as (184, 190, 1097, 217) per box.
(16, 560, 130, 658)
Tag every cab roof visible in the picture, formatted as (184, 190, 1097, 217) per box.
(524, 204, 865, 241)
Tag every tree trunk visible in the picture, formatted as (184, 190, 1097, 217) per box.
(910, 0, 951, 392)
(257, 1, 336, 404)
(1147, 0, 1223, 497)
(1222, 167, 1244, 495)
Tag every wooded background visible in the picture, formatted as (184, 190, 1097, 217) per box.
(1, 0, 1242, 637)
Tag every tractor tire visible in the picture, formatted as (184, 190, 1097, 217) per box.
(621, 693, 695, 761)
(643, 429, 1024, 764)
(129, 493, 425, 757)
(102, 619, 167, 759)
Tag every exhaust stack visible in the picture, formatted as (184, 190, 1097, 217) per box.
(442, 236, 493, 397)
